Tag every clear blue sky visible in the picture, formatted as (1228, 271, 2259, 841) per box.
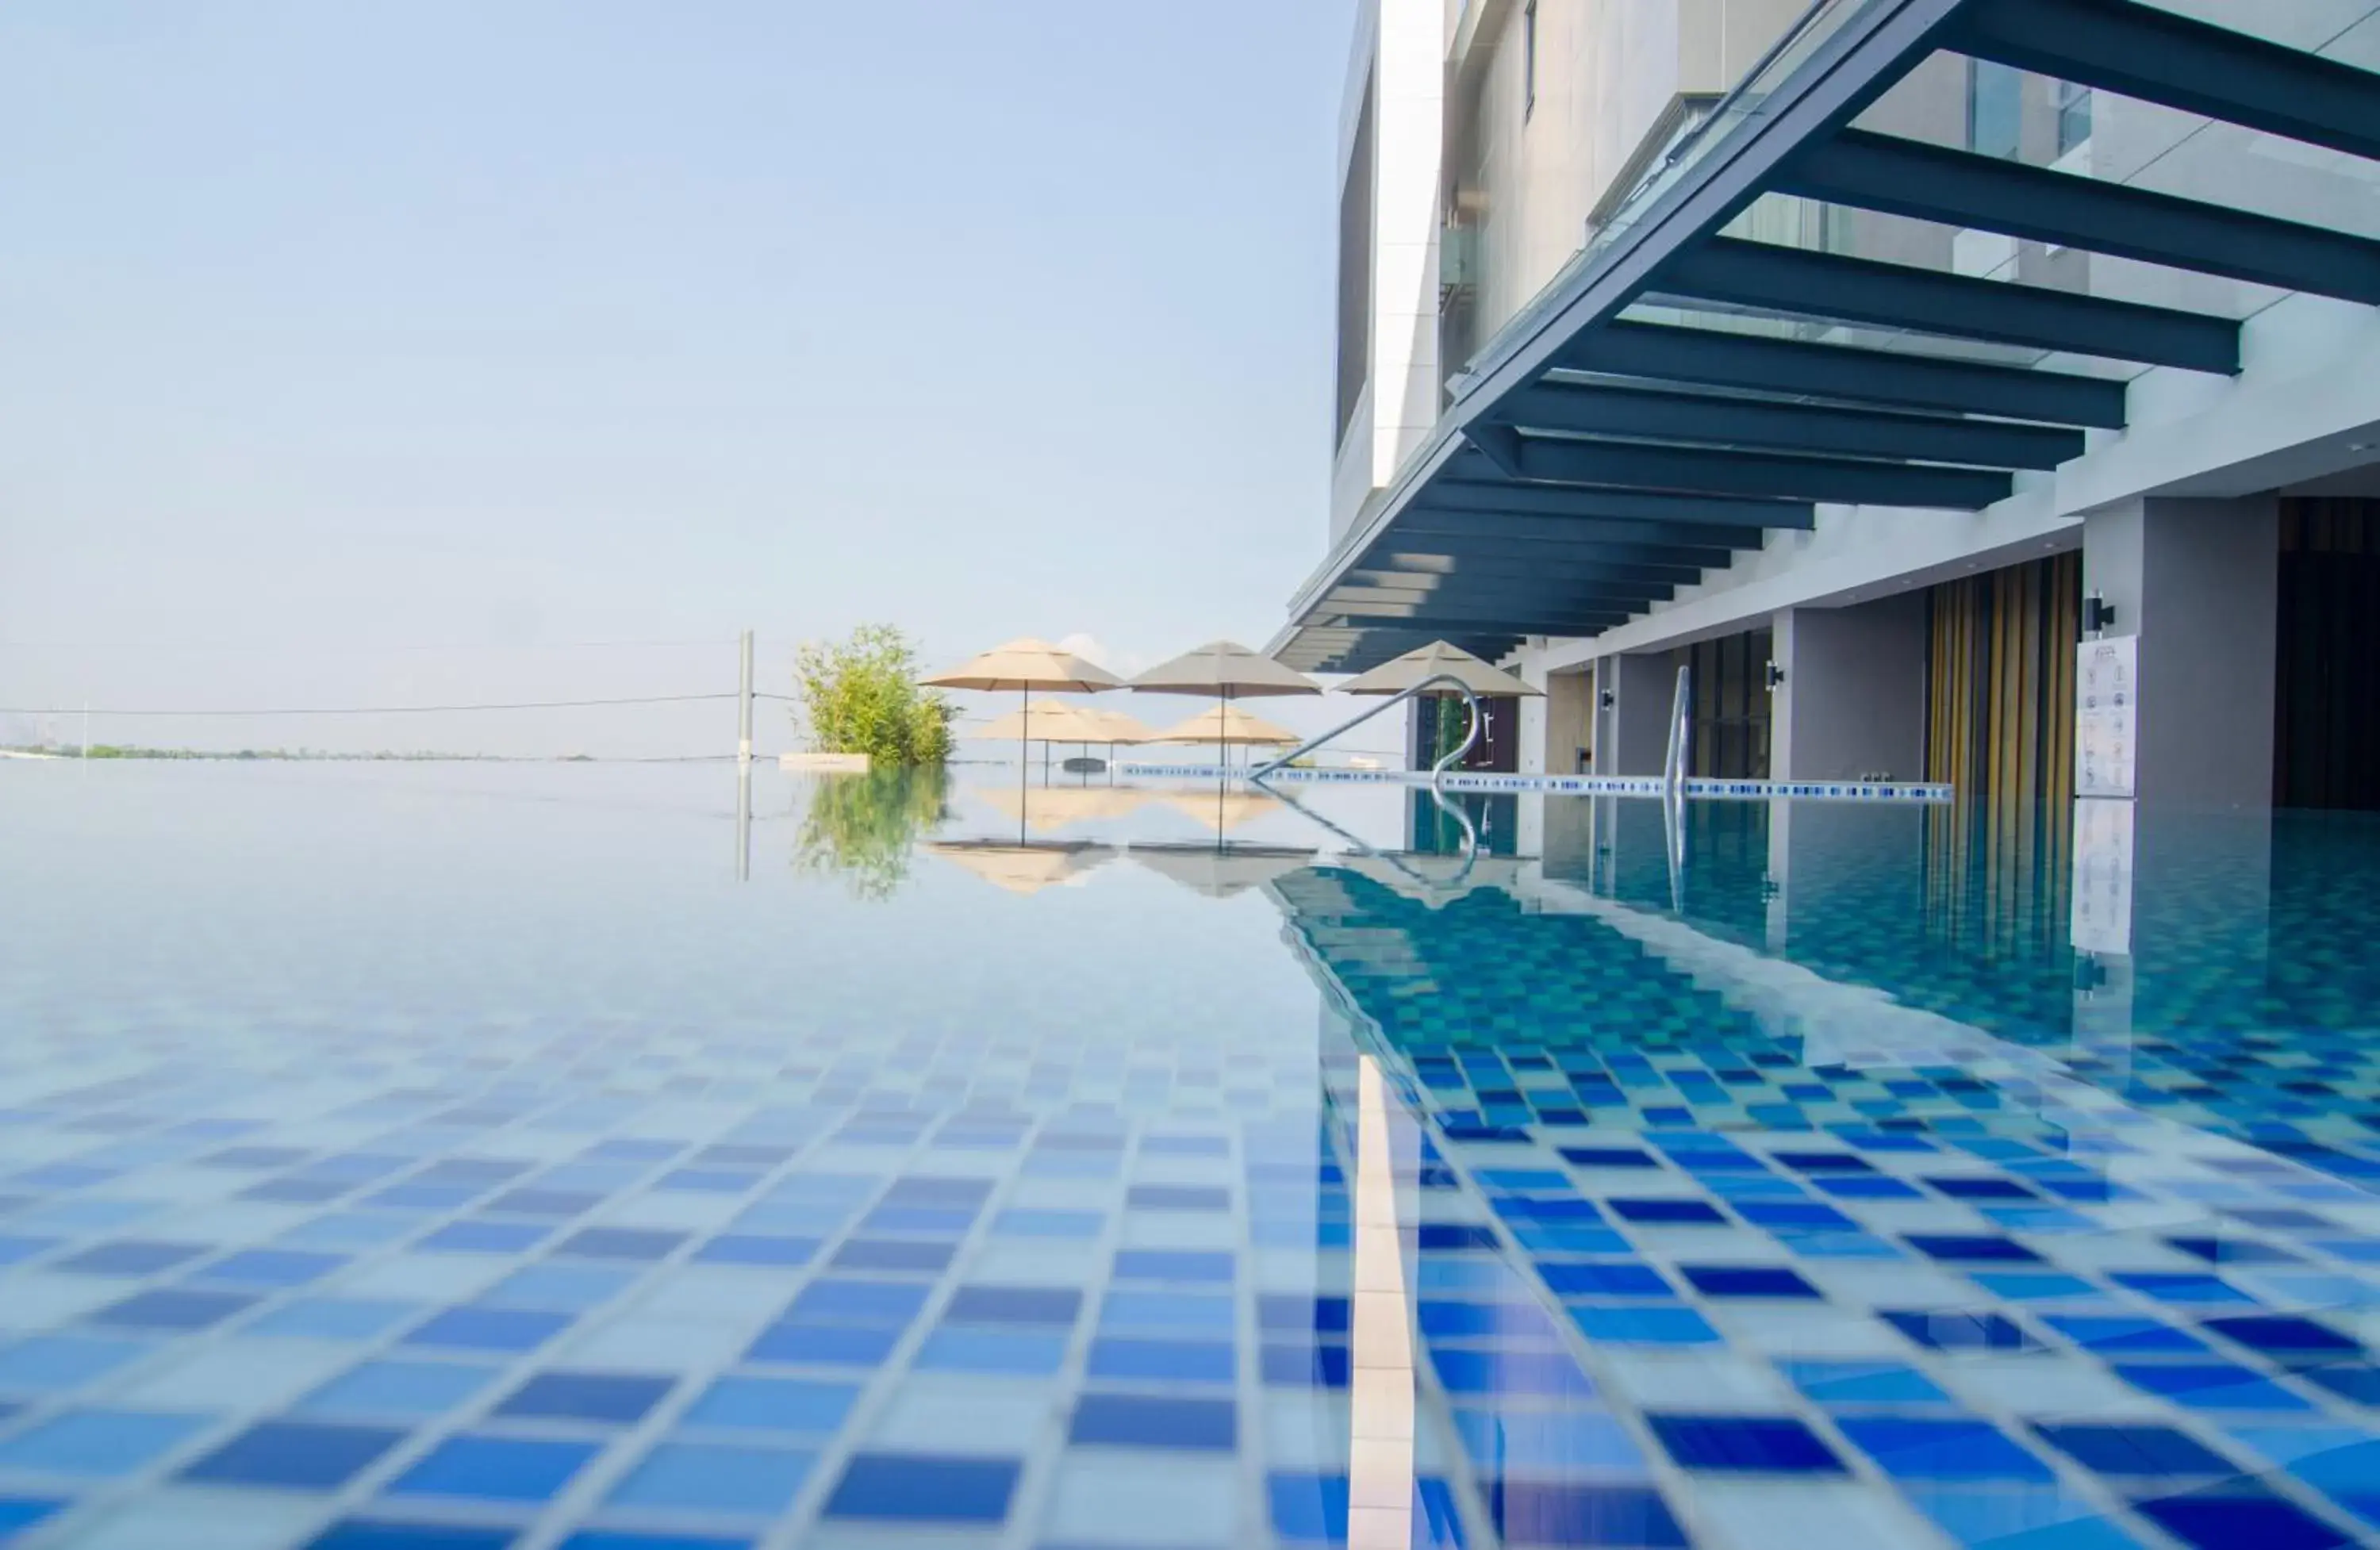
(0, 0, 1361, 755)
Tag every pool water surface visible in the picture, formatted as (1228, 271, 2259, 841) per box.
(2, 764, 2377, 1549)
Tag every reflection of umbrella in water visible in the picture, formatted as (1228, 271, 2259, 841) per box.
(1157, 787, 1283, 836)
(927, 840, 1116, 896)
(977, 784, 1156, 834)
(1130, 842, 1316, 898)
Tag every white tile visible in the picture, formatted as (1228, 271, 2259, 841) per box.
(1265, 1391, 1353, 1470)
(965, 1241, 1100, 1284)
(1598, 1349, 1794, 1410)
(1042, 1452, 1239, 1547)
(1691, 1477, 1942, 1550)
(337, 1254, 506, 1303)
(592, 1191, 745, 1230)
(564, 1314, 750, 1368)
(0, 1271, 138, 1330)
(117, 1338, 357, 1411)
(1937, 1355, 2158, 1418)
(165, 1202, 321, 1244)
(871, 1378, 1061, 1454)
(630, 1266, 797, 1324)
(1119, 1214, 1237, 1249)
(65, 1487, 331, 1550)
(1007, 1177, 1120, 1209)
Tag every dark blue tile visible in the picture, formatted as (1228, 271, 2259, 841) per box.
(1772, 1153, 1875, 1173)
(692, 1235, 819, 1267)
(242, 1179, 351, 1203)
(1813, 1176, 1925, 1199)
(743, 1323, 900, 1367)
(1883, 1310, 2040, 1352)
(2301, 1364, 2380, 1405)
(304, 1523, 518, 1550)
(89, 1288, 257, 1330)
(1417, 1224, 1503, 1250)
(55, 1240, 208, 1276)
(388, 1435, 599, 1502)
(401, 1307, 573, 1353)
(787, 1280, 929, 1325)
(1902, 1234, 2044, 1264)
(2133, 1486, 2356, 1549)
(1678, 1265, 1820, 1299)
(551, 1229, 685, 1261)
(1607, 1199, 1727, 1225)
(1537, 1262, 1673, 1298)
(879, 1177, 993, 1208)
(1084, 1338, 1234, 1384)
(823, 1453, 1019, 1524)
(858, 1206, 975, 1235)
(1559, 1148, 1660, 1169)
(556, 1534, 750, 1550)
(1647, 1414, 1845, 1474)
(2033, 1422, 2238, 1478)
(1069, 1394, 1236, 1450)
(1111, 1249, 1233, 1283)
(2113, 1362, 2313, 1410)
(1834, 1417, 2055, 1482)
(494, 1372, 674, 1425)
(1478, 1479, 1689, 1548)
(182, 1420, 405, 1488)
(2202, 1315, 2361, 1358)
(942, 1286, 1081, 1326)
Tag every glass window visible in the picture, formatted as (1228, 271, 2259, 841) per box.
(2054, 79, 2092, 155)
(1966, 58, 2022, 160)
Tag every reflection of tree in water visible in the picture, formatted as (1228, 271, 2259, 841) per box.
(792, 769, 952, 900)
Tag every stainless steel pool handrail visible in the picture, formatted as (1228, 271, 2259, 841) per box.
(1250, 775, 1484, 896)
(1249, 673, 1485, 787)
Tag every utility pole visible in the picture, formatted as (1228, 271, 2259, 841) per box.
(737, 629, 754, 765)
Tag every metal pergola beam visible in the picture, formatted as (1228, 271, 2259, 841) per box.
(1388, 516, 1746, 565)
(1557, 320, 2130, 428)
(1328, 584, 1660, 616)
(1783, 129, 2380, 306)
(1372, 551, 1705, 587)
(1472, 420, 2014, 508)
(1404, 501, 1772, 551)
(1346, 568, 1677, 604)
(1424, 472, 1816, 528)
(1328, 612, 1622, 636)
(1950, 0, 2380, 167)
(1495, 378, 2085, 469)
(1659, 235, 2241, 373)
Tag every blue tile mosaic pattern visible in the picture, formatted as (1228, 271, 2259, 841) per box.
(4, 766, 2380, 1548)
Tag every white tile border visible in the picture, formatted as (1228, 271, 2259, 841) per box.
(1115, 765, 1956, 804)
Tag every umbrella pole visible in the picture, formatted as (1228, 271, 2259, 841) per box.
(1019, 685, 1029, 844)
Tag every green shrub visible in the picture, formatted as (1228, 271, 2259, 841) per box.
(793, 624, 956, 765)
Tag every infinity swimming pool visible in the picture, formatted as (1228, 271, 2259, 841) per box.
(2, 764, 2376, 1549)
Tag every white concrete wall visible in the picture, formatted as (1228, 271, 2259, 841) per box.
(1770, 595, 1929, 782)
(2083, 496, 2281, 811)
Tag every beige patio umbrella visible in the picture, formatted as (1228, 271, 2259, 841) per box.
(923, 639, 1122, 837)
(1151, 704, 1301, 754)
(1157, 786, 1284, 838)
(1130, 842, 1316, 899)
(928, 839, 1115, 896)
(1338, 640, 1541, 697)
(972, 700, 1113, 762)
(1129, 641, 1321, 777)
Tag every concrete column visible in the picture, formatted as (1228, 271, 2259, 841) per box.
(2082, 496, 2279, 810)
(1544, 668, 1591, 775)
(1594, 654, 1676, 777)
(1770, 595, 1929, 782)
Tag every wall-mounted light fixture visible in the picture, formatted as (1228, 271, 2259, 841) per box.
(2082, 592, 2117, 636)
(1764, 660, 1786, 691)
(1598, 688, 1616, 710)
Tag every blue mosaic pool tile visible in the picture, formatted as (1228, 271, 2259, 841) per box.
(387, 1434, 601, 1502)
(302, 1520, 518, 1548)
(182, 1420, 407, 1488)
(606, 1443, 812, 1515)
(0, 1410, 209, 1475)
(1069, 1392, 1237, 1450)
(401, 1307, 574, 1353)
(494, 1372, 675, 1425)
(822, 1452, 1019, 1524)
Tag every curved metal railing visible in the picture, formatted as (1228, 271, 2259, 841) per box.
(1247, 673, 1487, 788)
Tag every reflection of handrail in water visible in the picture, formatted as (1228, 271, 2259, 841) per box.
(1250, 775, 1482, 896)
(1250, 673, 1486, 789)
